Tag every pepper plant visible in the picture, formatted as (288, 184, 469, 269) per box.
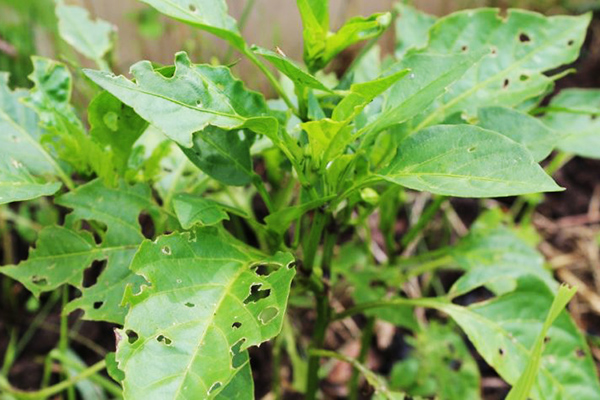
(1, 0, 600, 399)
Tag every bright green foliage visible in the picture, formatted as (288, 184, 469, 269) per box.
(0, 155, 61, 205)
(115, 228, 295, 399)
(543, 89, 600, 159)
(389, 323, 480, 399)
(379, 125, 561, 197)
(173, 193, 230, 229)
(84, 52, 278, 147)
(55, 0, 114, 65)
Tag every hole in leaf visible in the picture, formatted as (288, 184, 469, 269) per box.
(188, 4, 197, 12)
(498, 348, 505, 356)
(519, 33, 531, 43)
(567, 39, 574, 46)
(544, 336, 550, 344)
(126, 330, 139, 344)
(243, 284, 271, 304)
(208, 381, 222, 395)
(184, 302, 195, 308)
(156, 335, 172, 345)
(31, 276, 48, 286)
(83, 259, 106, 288)
(449, 359, 462, 371)
(196, 100, 203, 107)
(161, 246, 172, 255)
(93, 301, 104, 310)
(231, 338, 246, 368)
(503, 79, 510, 89)
(138, 213, 155, 240)
(490, 47, 497, 56)
(258, 307, 279, 324)
(519, 74, 530, 82)
(253, 264, 271, 276)
(467, 146, 476, 153)
(461, 45, 468, 52)
(232, 322, 242, 329)
(575, 348, 585, 358)
(369, 280, 386, 289)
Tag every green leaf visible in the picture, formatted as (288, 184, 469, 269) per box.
(0, 179, 157, 324)
(214, 354, 254, 400)
(362, 50, 485, 140)
(506, 284, 577, 400)
(478, 107, 558, 162)
(394, 4, 436, 58)
(301, 119, 352, 169)
(332, 68, 410, 122)
(416, 9, 591, 126)
(297, 0, 328, 71)
(56, 0, 114, 64)
(137, 0, 244, 49)
(0, 155, 61, 205)
(180, 126, 254, 186)
(389, 322, 480, 399)
(252, 46, 331, 92)
(542, 89, 600, 159)
(265, 196, 335, 235)
(84, 52, 278, 147)
(88, 91, 148, 174)
(116, 228, 295, 398)
(173, 193, 230, 229)
(379, 125, 561, 197)
(428, 276, 600, 400)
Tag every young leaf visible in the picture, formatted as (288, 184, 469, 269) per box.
(297, 0, 328, 71)
(542, 89, 600, 159)
(173, 193, 229, 229)
(429, 277, 600, 400)
(115, 228, 295, 399)
(379, 125, 561, 198)
(478, 107, 558, 162)
(137, 0, 245, 49)
(506, 284, 577, 400)
(179, 126, 254, 186)
(394, 4, 436, 58)
(416, 9, 591, 126)
(0, 155, 61, 205)
(252, 46, 331, 92)
(301, 119, 353, 169)
(55, 0, 114, 66)
(84, 52, 279, 147)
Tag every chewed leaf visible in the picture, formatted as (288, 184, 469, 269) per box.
(84, 52, 278, 147)
(116, 228, 295, 399)
(173, 193, 230, 229)
(0, 155, 61, 205)
(379, 125, 561, 197)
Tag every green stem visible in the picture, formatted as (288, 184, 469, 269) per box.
(404, 255, 453, 280)
(253, 176, 275, 213)
(401, 195, 446, 248)
(0, 360, 107, 400)
(545, 151, 573, 176)
(349, 317, 375, 399)
(302, 212, 328, 272)
(334, 297, 437, 321)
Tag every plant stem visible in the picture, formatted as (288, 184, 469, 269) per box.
(349, 317, 374, 399)
(334, 297, 443, 321)
(302, 212, 328, 272)
(404, 255, 453, 280)
(0, 360, 107, 399)
(545, 151, 573, 176)
(401, 195, 446, 248)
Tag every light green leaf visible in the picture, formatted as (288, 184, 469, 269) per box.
(301, 119, 352, 169)
(428, 276, 600, 400)
(379, 125, 561, 197)
(478, 107, 558, 162)
(214, 353, 254, 400)
(173, 193, 230, 229)
(56, 0, 114, 64)
(0, 179, 156, 324)
(297, 0, 328, 70)
(116, 228, 295, 399)
(542, 89, 600, 159)
(137, 0, 244, 49)
(389, 322, 480, 399)
(84, 52, 278, 147)
(506, 284, 577, 400)
(180, 126, 254, 186)
(332, 68, 410, 122)
(0, 155, 61, 205)
(252, 46, 331, 92)
(393, 4, 436, 58)
(362, 50, 485, 140)
(416, 9, 591, 126)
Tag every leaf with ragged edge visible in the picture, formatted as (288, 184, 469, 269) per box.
(379, 125, 561, 198)
(414, 9, 590, 127)
(332, 68, 410, 122)
(389, 322, 480, 399)
(478, 107, 558, 162)
(361, 50, 485, 143)
(424, 276, 600, 400)
(89, 91, 148, 174)
(394, 4, 436, 58)
(115, 228, 295, 399)
(173, 193, 229, 229)
(0, 179, 157, 324)
(137, 0, 244, 49)
(0, 155, 61, 205)
(56, 0, 114, 64)
(84, 52, 278, 147)
(449, 210, 557, 296)
(542, 89, 600, 159)
(179, 126, 254, 186)
(252, 46, 331, 92)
